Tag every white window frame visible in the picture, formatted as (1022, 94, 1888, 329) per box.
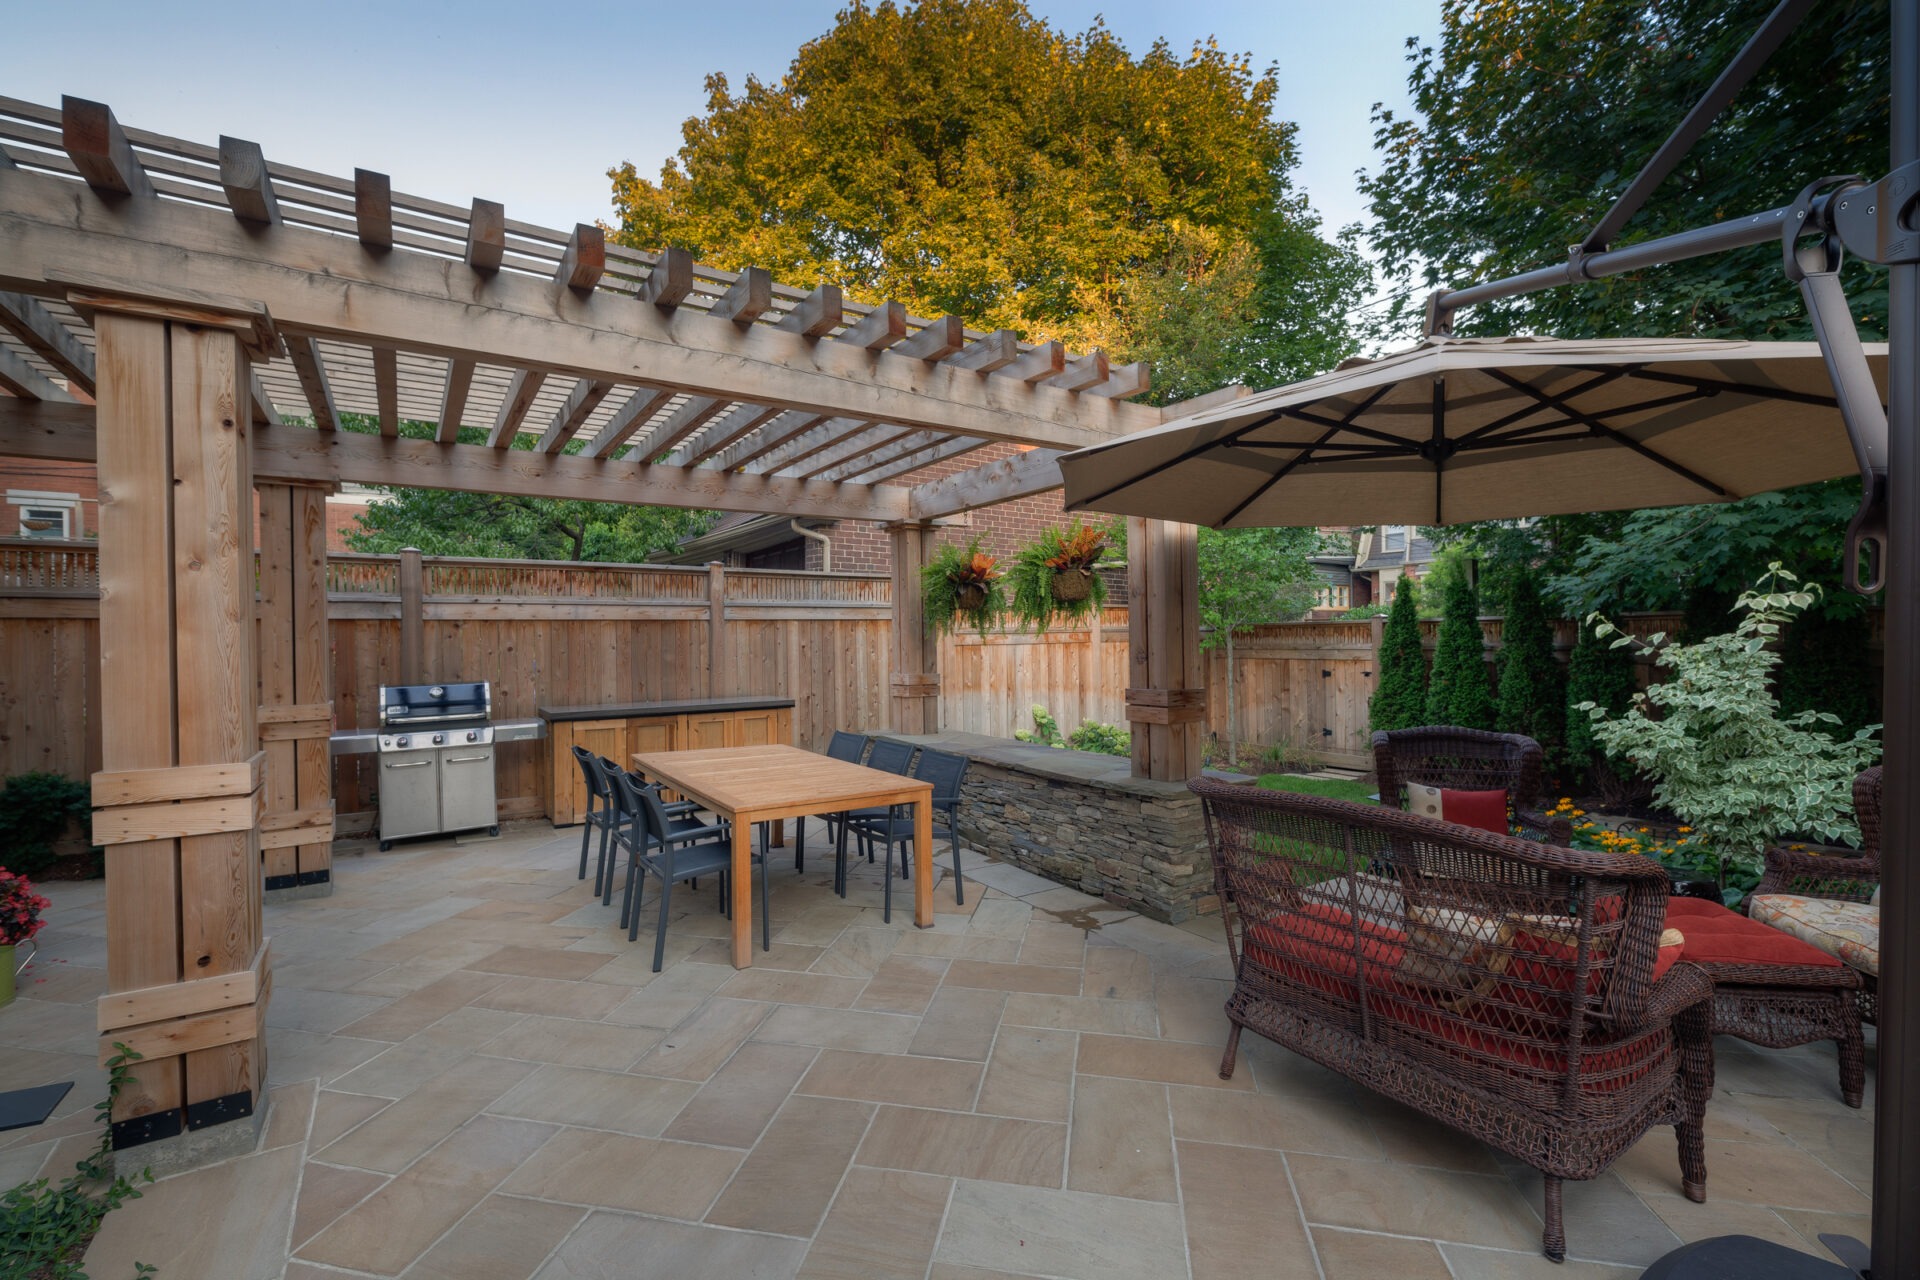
(9, 490, 81, 539)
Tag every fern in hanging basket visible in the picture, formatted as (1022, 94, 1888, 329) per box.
(921, 536, 1007, 635)
(1009, 519, 1110, 633)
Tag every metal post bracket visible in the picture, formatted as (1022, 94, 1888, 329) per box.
(1831, 160, 1920, 265)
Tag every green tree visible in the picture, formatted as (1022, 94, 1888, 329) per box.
(1369, 574, 1428, 732)
(611, 0, 1366, 383)
(335, 415, 717, 562)
(1564, 614, 1638, 783)
(1494, 565, 1564, 757)
(1424, 573, 1494, 729)
(1361, 0, 1888, 345)
(1198, 526, 1325, 758)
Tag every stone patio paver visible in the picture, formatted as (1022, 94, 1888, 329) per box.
(0, 820, 1875, 1279)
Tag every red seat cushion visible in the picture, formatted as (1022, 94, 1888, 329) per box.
(1245, 903, 1406, 1000)
(1441, 788, 1511, 836)
(1662, 898, 1841, 969)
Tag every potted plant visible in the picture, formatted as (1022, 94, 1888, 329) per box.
(1008, 519, 1110, 632)
(921, 536, 1007, 635)
(0, 869, 50, 1007)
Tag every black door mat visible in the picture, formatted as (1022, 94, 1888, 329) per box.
(0, 1081, 73, 1133)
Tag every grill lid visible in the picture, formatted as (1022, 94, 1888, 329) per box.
(379, 681, 491, 726)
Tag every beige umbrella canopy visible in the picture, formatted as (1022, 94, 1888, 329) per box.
(1060, 336, 1888, 528)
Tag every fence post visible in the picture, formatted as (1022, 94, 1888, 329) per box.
(707, 561, 727, 697)
(887, 522, 940, 732)
(398, 547, 424, 684)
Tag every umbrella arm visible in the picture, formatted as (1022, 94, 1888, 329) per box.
(1784, 172, 1913, 595)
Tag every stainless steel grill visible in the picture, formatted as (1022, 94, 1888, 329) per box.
(355, 682, 541, 850)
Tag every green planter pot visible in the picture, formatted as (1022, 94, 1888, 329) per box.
(0, 944, 14, 1008)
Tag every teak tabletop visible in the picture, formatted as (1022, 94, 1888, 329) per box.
(630, 744, 935, 967)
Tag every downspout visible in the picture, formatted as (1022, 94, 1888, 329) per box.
(790, 519, 831, 572)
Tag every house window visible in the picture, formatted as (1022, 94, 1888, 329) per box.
(1317, 584, 1351, 610)
(10, 491, 80, 539)
(1382, 525, 1407, 553)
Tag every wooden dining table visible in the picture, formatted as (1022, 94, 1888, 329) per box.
(629, 743, 935, 968)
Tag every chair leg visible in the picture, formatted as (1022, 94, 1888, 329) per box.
(1541, 1175, 1565, 1263)
(1674, 1000, 1712, 1204)
(882, 833, 894, 924)
(619, 855, 638, 931)
(651, 876, 673, 969)
(950, 826, 964, 905)
(834, 820, 850, 899)
(1838, 998, 1867, 1108)
(599, 823, 618, 907)
(1218, 1022, 1243, 1080)
(577, 816, 593, 883)
(794, 817, 805, 874)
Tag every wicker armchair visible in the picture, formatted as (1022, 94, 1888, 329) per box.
(1191, 779, 1713, 1263)
(1372, 725, 1573, 843)
(1751, 765, 1883, 1023)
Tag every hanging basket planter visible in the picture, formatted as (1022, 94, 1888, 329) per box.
(1050, 566, 1094, 603)
(1009, 518, 1112, 633)
(920, 536, 1007, 635)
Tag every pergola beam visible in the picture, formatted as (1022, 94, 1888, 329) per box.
(555, 224, 605, 293)
(838, 301, 907, 351)
(537, 377, 614, 453)
(1048, 348, 1109, 393)
(776, 284, 843, 337)
(943, 330, 1020, 373)
(436, 356, 474, 443)
(895, 316, 965, 362)
(487, 368, 546, 446)
(354, 169, 393, 249)
(588, 385, 676, 459)
(710, 267, 772, 326)
(678, 402, 782, 466)
(746, 416, 872, 474)
(218, 136, 280, 225)
(712, 409, 830, 471)
(0, 399, 911, 520)
(372, 346, 399, 437)
(797, 423, 923, 480)
(286, 337, 339, 431)
(1001, 340, 1065, 384)
(466, 198, 505, 273)
(909, 447, 1065, 520)
(0, 166, 1153, 451)
(640, 247, 693, 309)
(1088, 360, 1150, 400)
(0, 345, 77, 401)
(856, 434, 985, 483)
(614, 392, 719, 461)
(0, 291, 96, 394)
(60, 96, 154, 200)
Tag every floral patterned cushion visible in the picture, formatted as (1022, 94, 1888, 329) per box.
(1749, 895, 1880, 977)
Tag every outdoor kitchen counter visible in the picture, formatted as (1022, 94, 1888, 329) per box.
(539, 697, 796, 826)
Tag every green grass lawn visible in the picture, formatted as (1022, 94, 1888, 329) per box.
(1255, 773, 1379, 804)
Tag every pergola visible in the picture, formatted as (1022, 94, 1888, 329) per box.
(0, 95, 1216, 1156)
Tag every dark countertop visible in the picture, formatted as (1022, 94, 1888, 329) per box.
(538, 696, 795, 722)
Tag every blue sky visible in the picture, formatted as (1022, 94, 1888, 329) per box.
(7, 1, 1438, 243)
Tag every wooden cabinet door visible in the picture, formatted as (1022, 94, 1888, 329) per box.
(630, 715, 679, 756)
(560, 719, 628, 825)
(733, 707, 781, 747)
(683, 712, 733, 751)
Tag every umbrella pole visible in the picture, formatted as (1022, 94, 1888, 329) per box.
(1871, 6, 1918, 1278)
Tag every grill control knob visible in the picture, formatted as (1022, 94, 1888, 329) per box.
(396, 735, 410, 748)
(466, 729, 479, 743)
(432, 733, 445, 746)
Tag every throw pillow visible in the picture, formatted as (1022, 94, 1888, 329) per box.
(1405, 782, 1510, 837)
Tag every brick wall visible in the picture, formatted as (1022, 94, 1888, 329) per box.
(1, 457, 99, 540)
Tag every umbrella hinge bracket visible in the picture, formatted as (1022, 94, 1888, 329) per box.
(1827, 161, 1920, 266)
(1416, 438, 1459, 464)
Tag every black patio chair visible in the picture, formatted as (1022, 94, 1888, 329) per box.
(594, 757, 701, 907)
(572, 745, 619, 896)
(801, 731, 874, 873)
(843, 748, 970, 922)
(607, 764, 770, 971)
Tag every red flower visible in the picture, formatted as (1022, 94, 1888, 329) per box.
(0, 869, 50, 946)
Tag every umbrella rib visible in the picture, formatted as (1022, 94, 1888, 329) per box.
(1071, 406, 1295, 509)
(1582, 366, 1842, 408)
(1484, 368, 1730, 497)
(1453, 386, 1718, 452)
(1216, 384, 1396, 526)
(1452, 369, 1627, 445)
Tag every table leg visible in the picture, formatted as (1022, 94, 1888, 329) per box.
(913, 795, 933, 928)
(730, 815, 754, 968)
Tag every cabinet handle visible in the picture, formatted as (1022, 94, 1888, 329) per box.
(445, 754, 492, 764)
(383, 759, 431, 769)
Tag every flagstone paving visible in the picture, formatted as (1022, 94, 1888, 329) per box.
(0, 823, 1876, 1278)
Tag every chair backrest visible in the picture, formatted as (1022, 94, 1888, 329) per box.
(574, 744, 610, 800)
(595, 756, 632, 821)
(1371, 726, 1545, 812)
(866, 738, 916, 775)
(826, 730, 869, 764)
(911, 748, 969, 803)
(1855, 766, 1883, 863)
(1189, 777, 1674, 1064)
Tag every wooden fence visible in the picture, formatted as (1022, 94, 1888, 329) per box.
(1, 540, 1886, 807)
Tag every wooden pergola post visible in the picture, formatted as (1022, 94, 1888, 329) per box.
(888, 521, 940, 733)
(90, 305, 269, 1157)
(257, 480, 336, 897)
(397, 546, 424, 685)
(1126, 517, 1205, 781)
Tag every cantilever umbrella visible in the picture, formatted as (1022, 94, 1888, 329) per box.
(1060, 335, 1888, 528)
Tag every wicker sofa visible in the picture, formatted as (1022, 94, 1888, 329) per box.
(1191, 779, 1714, 1263)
